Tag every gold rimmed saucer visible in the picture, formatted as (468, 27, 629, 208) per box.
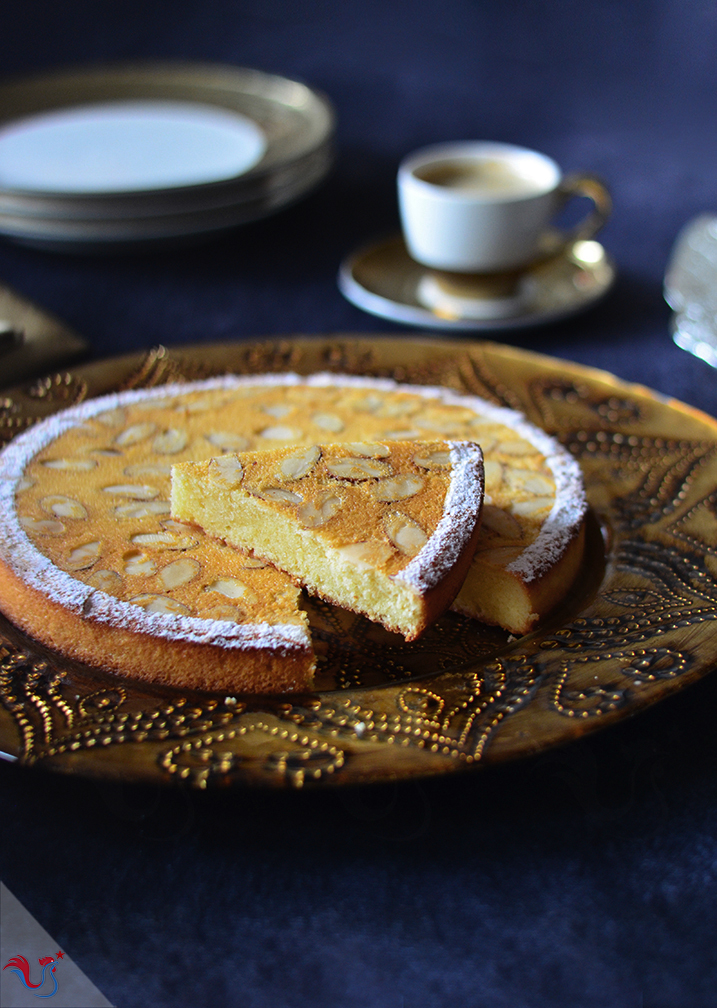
(338, 234, 615, 331)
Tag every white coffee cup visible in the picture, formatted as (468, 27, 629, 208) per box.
(398, 141, 611, 274)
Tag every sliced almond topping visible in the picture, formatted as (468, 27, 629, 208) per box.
(205, 431, 250, 453)
(257, 488, 303, 504)
(153, 429, 188, 454)
(91, 448, 123, 457)
(87, 569, 123, 593)
(523, 475, 555, 496)
(325, 457, 391, 480)
(345, 442, 390, 458)
(373, 474, 424, 501)
(312, 412, 344, 433)
(20, 516, 65, 536)
(204, 578, 257, 602)
(42, 458, 97, 471)
(123, 551, 157, 576)
(262, 403, 292, 418)
(114, 500, 171, 519)
(130, 531, 198, 550)
(16, 477, 34, 492)
(413, 449, 451, 469)
(352, 393, 383, 413)
(480, 505, 523, 539)
(297, 493, 342, 528)
(381, 429, 421, 441)
(209, 455, 243, 485)
(336, 541, 395, 568)
(376, 399, 418, 418)
(237, 555, 267, 568)
(102, 484, 159, 500)
(483, 460, 503, 489)
(124, 463, 172, 478)
(279, 445, 320, 480)
(384, 514, 427, 556)
(114, 423, 157, 447)
(160, 557, 201, 590)
(496, 439, 537, 457)
(129, 594, 191, 616)
(96, 408, 126, 427)
(40, 495, 88, 519)
(511, 496, 554, 516)
(260, 425, 302, 441)
(67, 540, 101, 570)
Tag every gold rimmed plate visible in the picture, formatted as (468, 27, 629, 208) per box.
(339, 234, 615, 331)
(0, 335, 715, 788)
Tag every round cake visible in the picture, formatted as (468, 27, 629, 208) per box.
(0, 373, 587, 693)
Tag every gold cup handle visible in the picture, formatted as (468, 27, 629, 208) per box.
(555, 173, 612, 246)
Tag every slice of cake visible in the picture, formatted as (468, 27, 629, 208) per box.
(171, 440, 485, 641)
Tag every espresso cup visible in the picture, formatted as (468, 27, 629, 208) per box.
(398, 141, 611, 274)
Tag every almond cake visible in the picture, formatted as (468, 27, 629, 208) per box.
(0, 373, 587, 693)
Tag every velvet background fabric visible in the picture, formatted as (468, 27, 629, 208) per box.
(1, 2, 717, 1005)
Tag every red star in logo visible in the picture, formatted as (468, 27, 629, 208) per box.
(55, 951, 65, 959)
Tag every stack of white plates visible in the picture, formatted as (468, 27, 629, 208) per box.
(0, 61, 335, 251)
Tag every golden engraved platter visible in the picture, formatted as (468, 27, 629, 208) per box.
(1, 334, 716, 789)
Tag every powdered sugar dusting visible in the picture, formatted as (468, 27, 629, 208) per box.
(397, 441, 484, 594)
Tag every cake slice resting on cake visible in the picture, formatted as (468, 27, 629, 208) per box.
(171, 440, 485, 641)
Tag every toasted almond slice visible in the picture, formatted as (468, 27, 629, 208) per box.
(123, 551, 157, 576)
(42, 458, 97, 471)
(325, 457, 391, 480)
(257, 488, 303, 504)
(130, 531, 198, 550)
(103, 484, 159, 500)
(511, 496, 554, 516)
(114, 423, 156, 447)
(20, 516, 65, 536)
(40, 495, 87, 519)
(260, 425, 302, 441)
(373, 474, 424, 501)
(210, 455, 243, 485)
(279, 445, 321, 480)
(153, 429, 188, 454)
(384, 514, 427, 556)
(413, 449, 451, 469)
(96, 408, 126, 427)
(129, 594, 191, 615)
(312, 412, 344, 433)
(160, 557, 201, 589)
(480, 505, 523, 539)
(114, 500, 171, 519)
(124, 463, 172, 478)
(345, 442, 390, 458)
(205, 431, 250, 453)
(87, 569, 123, 593)
(204, 578, 257, 602)
(297, 493, 342, 528)
(482, 460, 503, 488)
(67, 540, 101, 570)
(199, 604, 244, 622)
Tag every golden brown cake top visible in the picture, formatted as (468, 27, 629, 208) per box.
(0, 373, 586, 653)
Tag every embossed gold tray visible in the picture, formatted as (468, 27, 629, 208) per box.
(1, 335, 716, 788)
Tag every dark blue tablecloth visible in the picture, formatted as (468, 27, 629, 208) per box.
(2, 3, 717, 1006)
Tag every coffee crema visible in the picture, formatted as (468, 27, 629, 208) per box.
(415, 158, 547, 199)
